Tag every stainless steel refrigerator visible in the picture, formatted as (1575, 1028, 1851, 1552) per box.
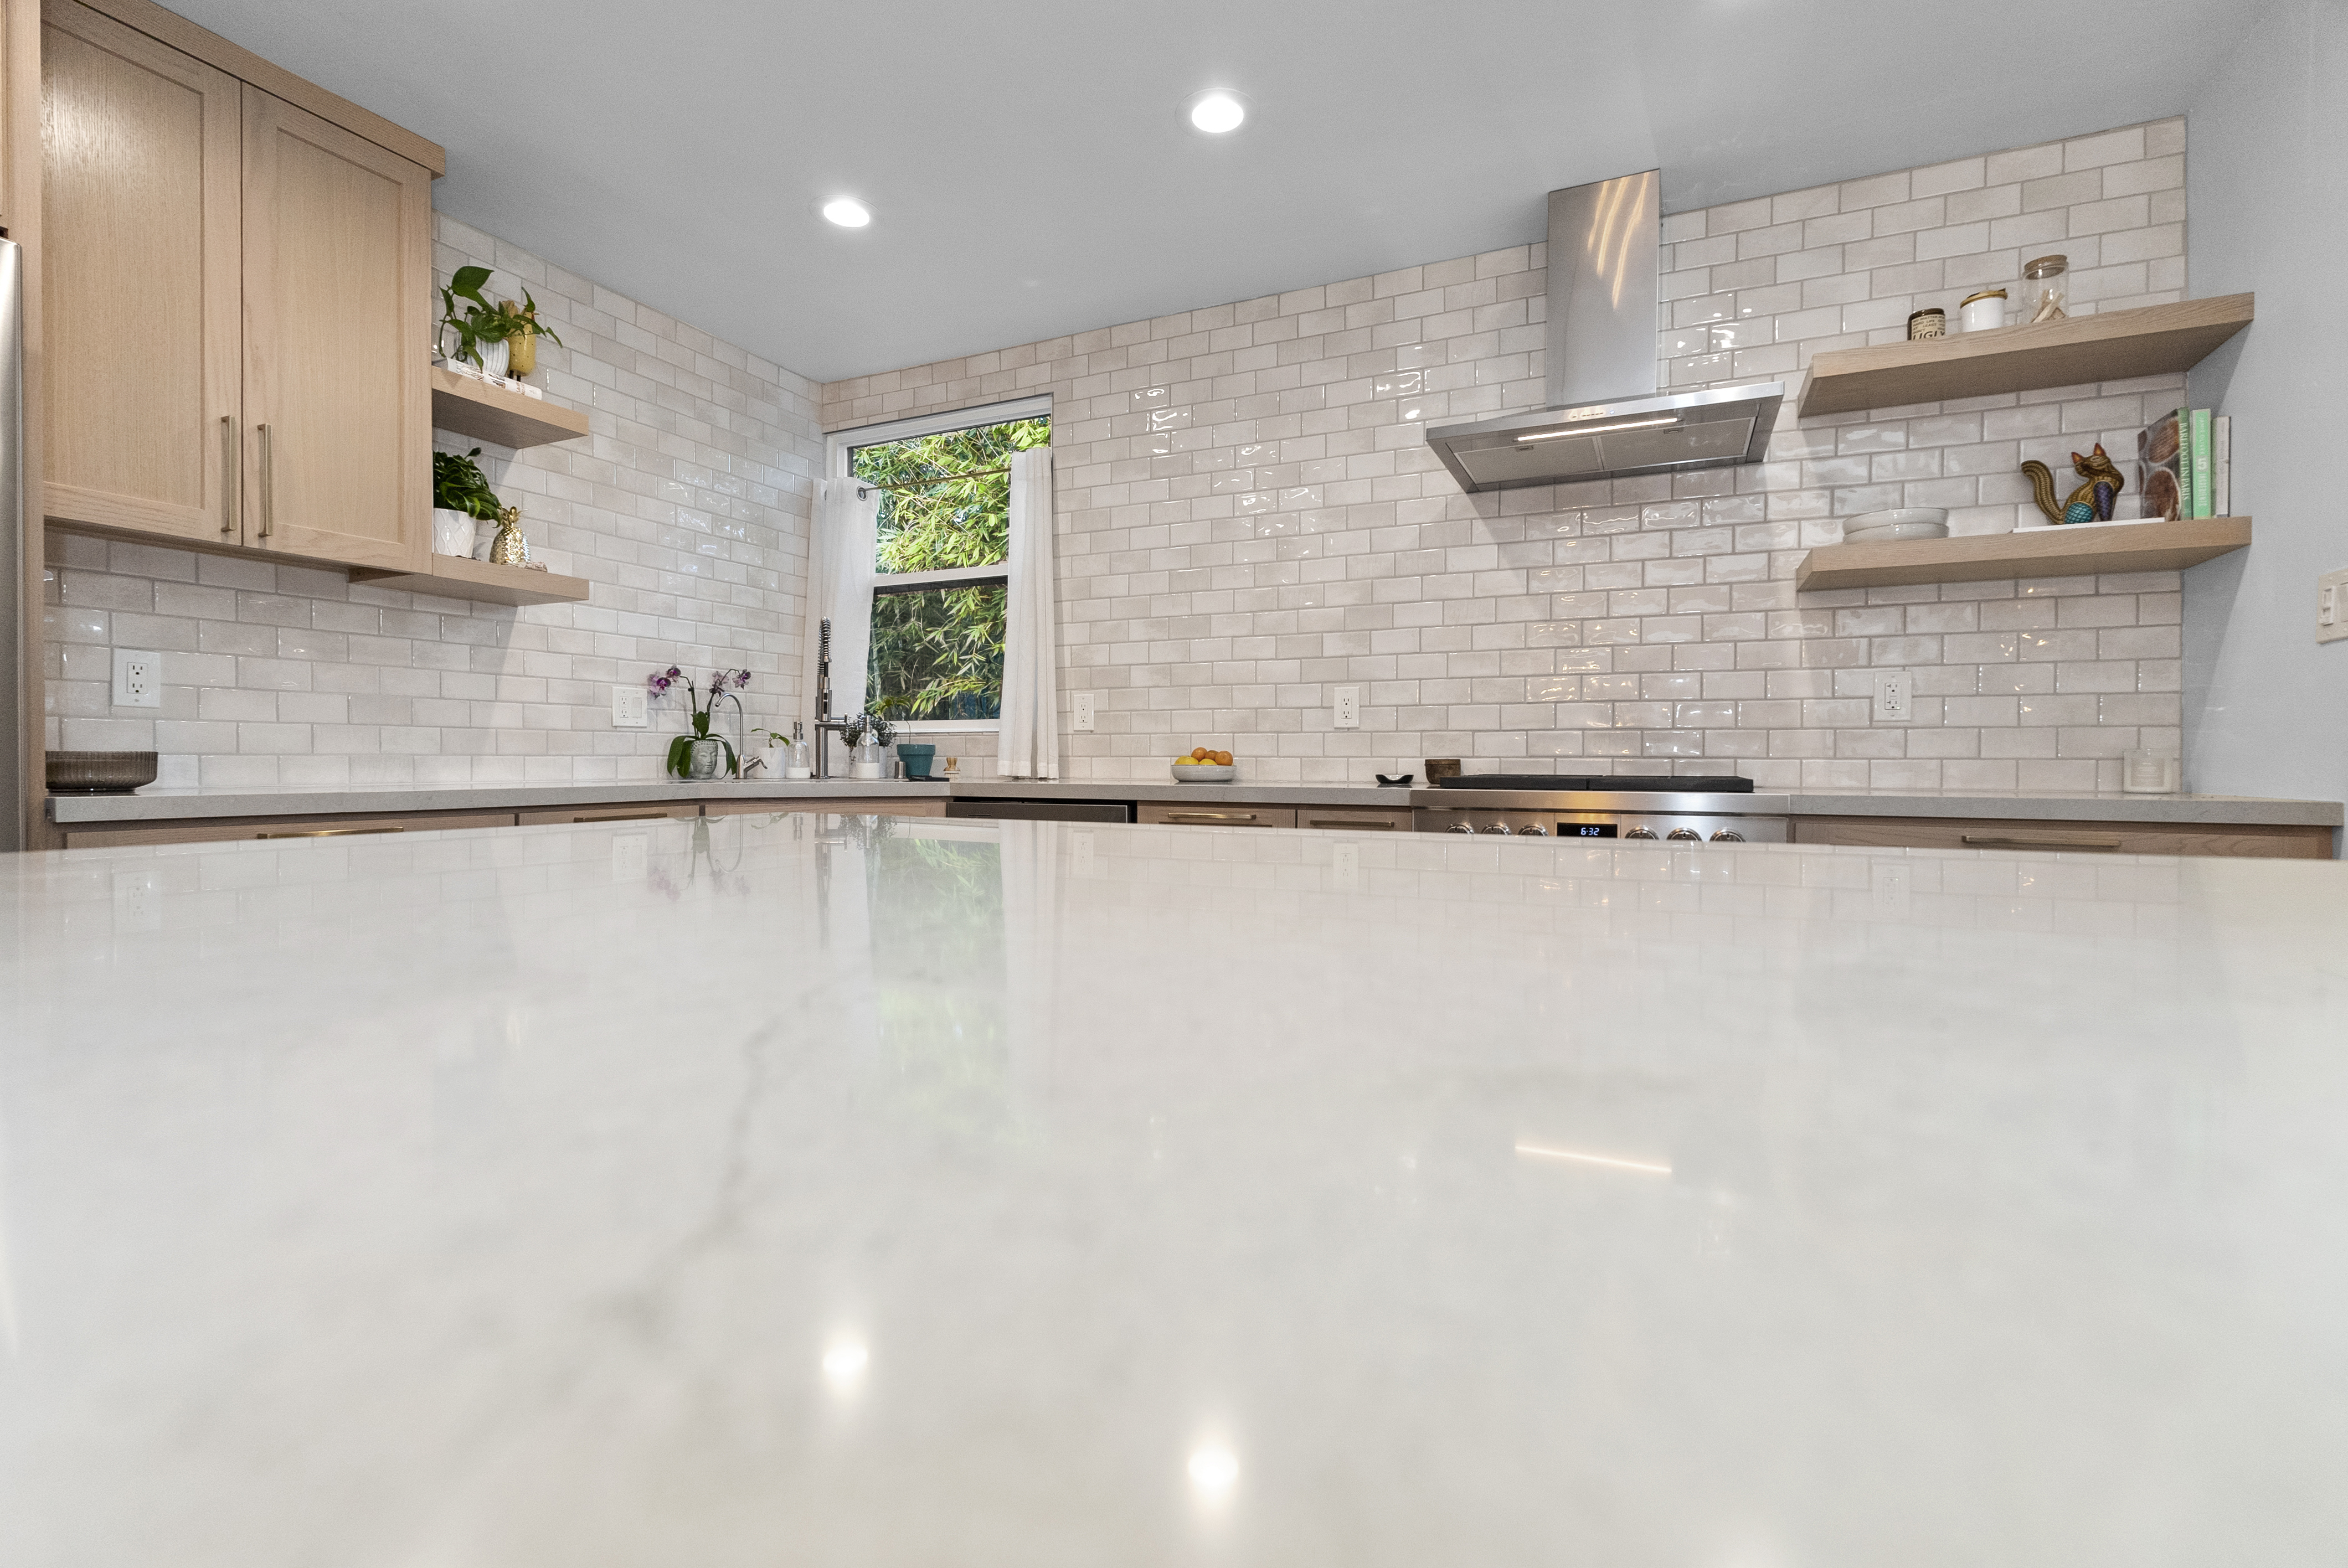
(1, 235, 23, 853)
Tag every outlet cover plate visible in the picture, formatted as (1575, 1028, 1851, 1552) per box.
(1871, 670, 1912, 723)
(2320, 567, 2348, 645)
(1333, 685, 1361, 729)
(112, 648, 162, 708)
(1071, 692, 1096, 731)
(612, 685, 649, 728)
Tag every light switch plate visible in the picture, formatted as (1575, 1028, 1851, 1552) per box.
(2320, 567, 2348, 645)
(612, 685, 649, 727)
(1871, 670, 1912, 723)
(112, 648, 162, 708)
(1072, 691, 1096, 731)
(1333, 685, 1361, 729)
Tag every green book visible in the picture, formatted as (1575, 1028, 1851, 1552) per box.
(2172, 406, 2194, 519)
(2190, 408, 2215, 518)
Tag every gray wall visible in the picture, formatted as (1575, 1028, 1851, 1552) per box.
(2183, 0, 2348, 813)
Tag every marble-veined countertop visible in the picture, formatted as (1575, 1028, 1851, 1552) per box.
(2, 815, 2344, 1564)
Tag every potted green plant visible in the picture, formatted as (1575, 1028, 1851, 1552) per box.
(650, 666, 750, 780)
(436, 265, 564, 379)
(840, 711, 894, 779)
(431, 447, 502, 556)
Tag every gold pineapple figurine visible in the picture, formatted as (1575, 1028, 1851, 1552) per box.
(487, 505, 528, 565)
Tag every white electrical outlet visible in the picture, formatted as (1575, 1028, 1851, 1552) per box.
(1331, 841, 1362, 890)
(112, 649, 162, 709)
(2320, 567, 2348, 646)
(1070, 830, 1097, 878)
(1333, 685, 1361, 729)
(1872, 670, 1913, 723)
(1072, 691, 1096, 731)
(612, 684, 649, 728)
(1870, 858, 1912, 918)
(112, 869, 162, 933)
(610, 832, 650, 882)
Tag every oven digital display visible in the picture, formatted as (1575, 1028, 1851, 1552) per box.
(1564, 823, 1618, 838)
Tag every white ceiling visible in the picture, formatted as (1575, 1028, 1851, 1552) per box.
(167, 0, 2262, 384)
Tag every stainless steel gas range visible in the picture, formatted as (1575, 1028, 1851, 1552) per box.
(1409, 775, 1789, 843)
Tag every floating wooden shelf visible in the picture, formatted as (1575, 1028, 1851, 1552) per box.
(1798, 295, 2254, 417)
(349, 553, 592, 606)
(429, 367, 591, 448)
(1795, 515, 2251, 591)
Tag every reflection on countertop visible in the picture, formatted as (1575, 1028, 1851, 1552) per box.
(2, 814, 2344, 1565)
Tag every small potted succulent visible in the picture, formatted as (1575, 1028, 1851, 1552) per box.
(650, 666, 750, 780)
(431, 447, 501, 556)
(840, 711, 894, 779)
(437, 265, 565, 380)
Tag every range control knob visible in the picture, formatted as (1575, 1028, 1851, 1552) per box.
(1516, 824, 1548, 836)
(1709, 829, 1747, 842)
(1446, 822, 1477, 834)
(1480, 822, 1512, 835)
(1667, 828, 1703, 842)
(1624, 827, 1659, 840)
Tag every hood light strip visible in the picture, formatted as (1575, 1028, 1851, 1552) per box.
(1514, 415, 1681, 444)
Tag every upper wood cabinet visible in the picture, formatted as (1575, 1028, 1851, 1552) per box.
(38, 0, 431, 571)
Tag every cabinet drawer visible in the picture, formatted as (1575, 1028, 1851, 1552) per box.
(1791, 815, 2332, 859)
(63, 811, 516, 848)
(1296, 806, 1412, 832)
(516, 803, 699, 827)
(1138, 803, 1295, 829)
(705, 797, 948, 818)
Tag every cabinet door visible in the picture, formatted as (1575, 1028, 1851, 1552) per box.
(1790, 815, 2332, 859)
(240, 84, 429, 571)
(40, 0, 242, 544)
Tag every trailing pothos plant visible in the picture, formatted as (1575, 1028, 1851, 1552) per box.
(438, 265, 566, 368)
(840, 711, 895, 749)
(649, 666, 750, 778)
(432, 447, 503, 519)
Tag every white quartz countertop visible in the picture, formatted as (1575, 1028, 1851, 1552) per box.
(49, 776, 2342, 828)
(3, 816, 2345, 1564)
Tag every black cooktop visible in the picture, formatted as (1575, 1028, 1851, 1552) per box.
(1435, 773, 1757, 793)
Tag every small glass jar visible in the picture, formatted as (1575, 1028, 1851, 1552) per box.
(849, 741, 885, 781)
(2022, 255, 2068, 323)
(2123, 750, 2181, 794)
(1958, 288, 2007, 333)
(1906, 307, 1946, 341)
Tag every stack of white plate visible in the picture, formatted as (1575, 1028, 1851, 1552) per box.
(1840, 507, 1949, 544)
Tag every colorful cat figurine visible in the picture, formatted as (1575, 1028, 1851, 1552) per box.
(2022, 443, 2126, 525)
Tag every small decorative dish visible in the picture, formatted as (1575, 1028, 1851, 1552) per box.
(48, 750, 159, 795)
(1171, 763, 1237, 783)
(1376, 772, 1414, 787)
(1841, 507, 1949, 543)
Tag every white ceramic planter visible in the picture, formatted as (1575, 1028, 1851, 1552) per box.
(431, 509, 477, 556)
(473, 338, 511, 379)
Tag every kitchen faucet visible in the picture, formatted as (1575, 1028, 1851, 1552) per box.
(811, 618, 853, 779)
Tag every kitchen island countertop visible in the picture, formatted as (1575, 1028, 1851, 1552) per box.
(2, 814, 2344, 1564)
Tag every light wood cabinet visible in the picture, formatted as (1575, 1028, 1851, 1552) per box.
(62, 809, 515, 848)
(706, 797, 948, 818)
(38, 0, 430, 570)
(1790, 815, 2332, 860)
(515, 803, 700, 827)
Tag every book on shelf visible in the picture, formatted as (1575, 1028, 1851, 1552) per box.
(2213, 414, 2231, 515)
(2190, 408, 2213, 518)
(2135, 406, 2227, 519)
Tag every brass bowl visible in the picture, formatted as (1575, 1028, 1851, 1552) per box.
(47, 750, 159, 795)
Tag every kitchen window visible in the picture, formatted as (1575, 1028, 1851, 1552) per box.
(830, 398, 1051, 726)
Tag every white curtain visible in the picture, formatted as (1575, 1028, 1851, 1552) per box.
(998, 446, 1058, 778)
(813, 476, 879, 726)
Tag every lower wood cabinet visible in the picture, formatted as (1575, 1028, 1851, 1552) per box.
(705, 798, 947, 818)
(63, 810, 515, 848)
(1295, 805, 1412, 832)
(1137, 802, 1294, 829)
(514, 803, 699, 827)
(1791, 815, 2332, 860)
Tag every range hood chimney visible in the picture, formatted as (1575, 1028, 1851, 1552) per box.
(1424, 171, 1783, 493)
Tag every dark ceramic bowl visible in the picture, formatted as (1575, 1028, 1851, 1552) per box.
(1423, 758, 1462, 783)
(48, 750, 159, 795)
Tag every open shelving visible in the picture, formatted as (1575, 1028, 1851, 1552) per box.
(1794, 515, 2251, 591)
(348, 553, 591, 606)
(429, 367, 591, 448)
(1797, 295, 2254, 417)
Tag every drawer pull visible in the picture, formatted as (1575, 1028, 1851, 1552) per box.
(576, 812, 674, 823)
(1960, 832, 2124, 852)
(1166, 812, 1260, 824)
(257, 826, 404, 839)
(220, 415, 238, 534)
(1306, 818, 1394, 829)
(257, 422, 275, 538)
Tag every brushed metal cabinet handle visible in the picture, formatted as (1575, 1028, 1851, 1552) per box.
(1306, 818, 1394, 829)
(219, 415, 238, 534)
(1960, 833, 2124, 851)
(1167, 812, 1260, 823)
(258, 422, 275, 538)
(576, 812, 673, 823)
(256, 826, 404, 839)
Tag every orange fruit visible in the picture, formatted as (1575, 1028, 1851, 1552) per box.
(1213, 750, 1233, 766)
(1190, 747, 1211, 761)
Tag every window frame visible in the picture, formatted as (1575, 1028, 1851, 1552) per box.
(825, 394, 1050, 734)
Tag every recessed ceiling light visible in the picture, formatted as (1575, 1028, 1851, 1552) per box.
(1185, 90, 1247, 134)
(821, 197, 872, 228)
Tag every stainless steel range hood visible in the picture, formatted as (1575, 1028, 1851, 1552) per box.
(1425, 171, 1783, 493)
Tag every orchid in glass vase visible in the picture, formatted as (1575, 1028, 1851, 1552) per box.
(650, 666, 751, 779)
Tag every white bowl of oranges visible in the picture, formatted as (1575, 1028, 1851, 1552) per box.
(1172, 746, 1235, 782)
